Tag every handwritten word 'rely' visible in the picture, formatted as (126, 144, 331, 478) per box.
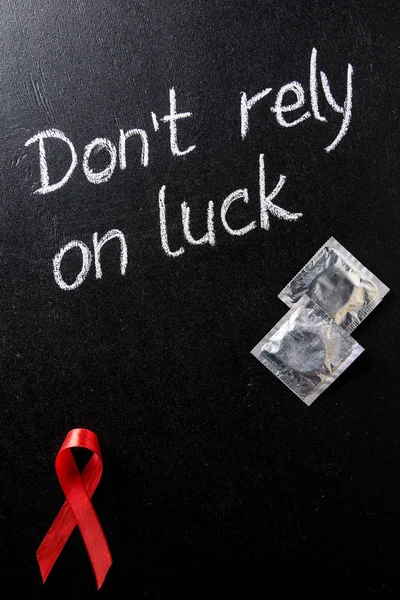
(241, 47, 353, 152)
(53, 153, 301, 290)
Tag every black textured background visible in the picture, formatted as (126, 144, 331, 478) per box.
(0, 1, 399, 598)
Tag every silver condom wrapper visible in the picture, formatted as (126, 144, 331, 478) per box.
(251, 296, 364, 405)
(278, 237, 389, 333)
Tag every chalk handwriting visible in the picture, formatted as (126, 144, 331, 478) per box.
(270, 82, 311, 128)
(160, 87, 196, 156)
(25, 129, 78, 195)
(158, 153, 301, 258)
(259, 154, 302, 229)
(53, 230, 127, 290)
(221, 189, 256, 236)
(241, 47, 353, 152)
(240, 87, 272, 139)
(320, 63, 353, 152)
(53, 240, 92, 291)
(159, 185, 185, 258)
(21, 48, 355, 290)
(119, 128, 149, 169)
(182, 201, 216, 247)
(25, 87, 195, 194)
(93, 230, 128, 279)
(83, 138, 117, 185)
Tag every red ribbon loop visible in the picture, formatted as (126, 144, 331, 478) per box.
(36, 428, 112, 589)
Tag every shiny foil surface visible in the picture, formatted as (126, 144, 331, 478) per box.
(278, 238, 389, 333)
(251, 296, 364, 405)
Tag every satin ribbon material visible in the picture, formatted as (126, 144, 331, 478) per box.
(36, 428, 112, 589)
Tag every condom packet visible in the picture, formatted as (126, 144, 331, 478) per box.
(251, 295, 364, 405)
(278, 237, 389, 333)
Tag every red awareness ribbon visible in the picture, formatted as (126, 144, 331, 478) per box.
(36, 428, 112, 589)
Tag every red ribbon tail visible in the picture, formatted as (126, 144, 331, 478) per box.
(36, 500, 76, 582)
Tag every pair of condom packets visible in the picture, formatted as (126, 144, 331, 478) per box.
(251, 238, 389, 405)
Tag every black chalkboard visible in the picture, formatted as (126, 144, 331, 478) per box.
(1, 1, 399, 598)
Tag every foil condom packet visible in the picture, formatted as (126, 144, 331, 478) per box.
(251, 295, 364, 406)
(278, 237, 389, 333)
